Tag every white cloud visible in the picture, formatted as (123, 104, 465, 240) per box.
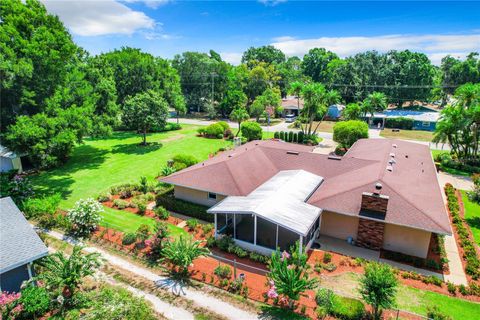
(271, 35, 296, 42)
(41, 0, 155, 36)
(271, 34, 480, 65)
(258, 0, 287, 6)
(220, 52, 243, 65)
(123, 0, 170, 9)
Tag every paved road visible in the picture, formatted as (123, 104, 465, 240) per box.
(169, 117, 450, 151)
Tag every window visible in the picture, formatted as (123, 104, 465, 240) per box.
(422, 121, 430, 127)
(208, 192, 217, 200)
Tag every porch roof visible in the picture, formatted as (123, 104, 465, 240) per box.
(208, 170, 323, 236)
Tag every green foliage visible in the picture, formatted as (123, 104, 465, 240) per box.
(0, 171, 34, 205)
(161, 165, 177, 177)
(362, 92, 388, 116)
(19, 285, 50, 318)
(358, 262, 398, 320)
(67, 198, 103, 237)
(154, 206, 170, 220)
(139, 176, 149, 194)
(230, 108, 250, 136)
(203, 123, 225, 138)
(84, 284, 157, 320)
(135, 224, 150, 241)
(219, 89, 248, 118)
(173, 154, 199, 167)
(333, 120, 369, 148)
(315, 288, 335, 313)
(35, 245, 101, 304)
(302, 48, 339, 83)
(122, 90, 169, 145)
(214, 265, 232, 280)
(241, 122, 263, 141)
(155, 192, 213, 222)
(97, 192, 111, 203)
(384, 117, 414, 130)
(186, 218, 199, 231)
(242, 45, 286, 65)
(162, 236, 210, 275)
(22, 193, 61, 219)
(322, 252, 332, 263)
(427, 306, 453, 320)
(122, 233, 137, 245)
(330, 296, 366, 320)
(267, 243, 318, 308)
(113, 199, 128, 209)
(342, 103, 362, 120)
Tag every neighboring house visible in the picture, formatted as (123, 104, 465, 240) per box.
(326, 104, 345, 120)
(0, 145, 23, 173)
(0, 197, 49, 292)
(281, 96, 304, 116)
(162, 139, 451, 258)
(366, 110, 440, 131)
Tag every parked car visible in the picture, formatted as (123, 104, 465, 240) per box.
(285, 114, 296, 123)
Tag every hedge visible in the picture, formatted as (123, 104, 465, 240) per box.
(385, 117, 414, 130)
(155, 189, 213, 222)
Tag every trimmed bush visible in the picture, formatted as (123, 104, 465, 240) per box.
(279, 131, 285, 140)
(274, 131, 279, 139)
(172, 154, 199, 167)
(97, 192, 111, 203)
(186, 218, 199, 231)
(292, 132, 298, 143)
(241, 122, 262, 141)
(323, 252, 332, 263)
(298, 131, 304, 143)
(113, 199, 128, 209)
(204, 123, 224, 138)
(330, 296, 365, 320)
(214, 265, 232, 279)
(154, 206, 170, 220)
(217, 121, 230, 133)
(288, 131, 294, 142)
(385, 117, 414, 130)
(155, 191, 213, 222)
(122, 233, 137, 245)
(333, 120, 369, 148)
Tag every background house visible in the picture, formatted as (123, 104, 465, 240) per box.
(0, 145, 24, 173)
(0, 197, 49, 292)
(326, 104, 345, 120)
(281, 96, 303, 116)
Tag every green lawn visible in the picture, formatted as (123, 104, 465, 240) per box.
(31, 125, 231, 210)
(431, 150, 472, 176)
(461, 190, 480, 245)
(380, 128, 434, 142)
(101, 206, 187, 235)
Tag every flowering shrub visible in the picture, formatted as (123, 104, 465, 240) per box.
(19, 286, 50, 318)
(0, 291, 22, 319)
(0, 171, 34, 205)
(67, 198, 103, 237)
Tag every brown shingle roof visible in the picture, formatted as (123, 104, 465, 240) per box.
(161, 139, 451, 235)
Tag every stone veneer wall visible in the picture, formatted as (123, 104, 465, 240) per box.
(361, 192, 389, 214)
(356, 218, 385, 250)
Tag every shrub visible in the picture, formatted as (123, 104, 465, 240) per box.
(206, 235, 216, 248)
(19, 286, 50, 318)
(228, 279, 243, 294)
(323, 252, 332, 263)
(274, 132, 279, 139)
(122, 232, 137, 245)
(422, 275, 443, 287)
(162, 236, 210, 275)
(241, 122, 262, 141)
(217, 121, 230, 133)
(323, 262, 337, 272)
(113, 199, 128, 209)
(202, 223, 214, 235)
(154, 206, 170, 220)
(298, 131, 304, 143)
(427, 306, 452, 320)
(136, 224, 150, 242)
(160, 165, 176, 176)
(214, 265, 232, 280)
(97, 192, 111, 203)
(447, 282, 456, 295)
(233, 246, 248, 258)
(385, 117, 414, 130)
(155, 192, 213, 222)
(279, 131, 285, 140)
(316, 306, 328, 319)
(186, 218, 199, 231)
(136, 201, 147, 215)
(458, 284, 468, 295)
(333, 120, 369, 148)
(205, 123, 224, 138)
(22, 193, 61, 219)
(288, 131, 294, 142)
(216, 235, 235, 251)
(172, 154, 199, 168)
(330, 296, 365, 320)
(315, 288, 335, 312)
(292, 132, 298, 143)
(67, 198, 103, 237)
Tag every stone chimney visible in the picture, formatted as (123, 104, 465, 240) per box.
(360, 183, 389, 219)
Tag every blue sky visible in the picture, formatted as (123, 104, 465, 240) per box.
(42, 1, 480, 64)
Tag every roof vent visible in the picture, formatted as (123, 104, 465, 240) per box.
(386, 165, 393, 172)
(328, 155, 342, 160)
(228, 153, 235, 158)
(375, 182, 383, 190)
(388, 158, 396, 165)
(286, 151, 299, 155)
(389, 153, 395, 158)
(392, 144, 397, 148)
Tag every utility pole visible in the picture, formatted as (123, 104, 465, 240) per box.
(211, 73, 215, 108)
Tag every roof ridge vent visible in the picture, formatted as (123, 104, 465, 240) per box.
(386, 165, 393, 172)
(286, 151, 299, 155)
(328, 155, 342, 160)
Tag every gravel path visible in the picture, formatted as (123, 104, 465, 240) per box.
(43, 229, 260, 320)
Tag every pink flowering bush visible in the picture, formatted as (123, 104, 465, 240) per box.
(0, 291, 22, 318)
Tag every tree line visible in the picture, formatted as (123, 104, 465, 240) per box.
(1, 0, 479, 169)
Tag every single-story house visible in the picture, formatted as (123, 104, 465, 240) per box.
(0, 197, 49, 292)
(161, 139, 451, 258)
(326, 104, 345, 120)
(366, 110, 440, 131)
(0, 145, 24, 173)
(281, 96, 304, 116)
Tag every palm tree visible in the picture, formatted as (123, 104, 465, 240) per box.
(362, 91, 388, 117)
(35, 246, 101, 302)
(288, 81, 304, 112)
(161, 236, 210, 276)
(343, 103, 362, 120)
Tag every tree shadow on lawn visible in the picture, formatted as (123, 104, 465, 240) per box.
(154, 271, 200, 296)
(31, 145, 108, 198)
(258, 305, 309, 320)
(465, 216, 480, 237)
(111, 142, 163, 155)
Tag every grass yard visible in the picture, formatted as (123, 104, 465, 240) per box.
(431, 150, 472, 176)
(288, 121, 337, 133)
(31, 125, 232, 210)
(461, 190, 480, 245)
(320, 272, 480, 320)
(101, 206, 187, 236)
(380, 128, 434, 142)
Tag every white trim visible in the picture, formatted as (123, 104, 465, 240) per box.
(254, 215, 257, 245)
(27, 263, 33, 279)
(0, 252, 48, 274)
(214, 213, 218, 239)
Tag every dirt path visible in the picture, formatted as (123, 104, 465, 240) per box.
(43, 229, 261, 320)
